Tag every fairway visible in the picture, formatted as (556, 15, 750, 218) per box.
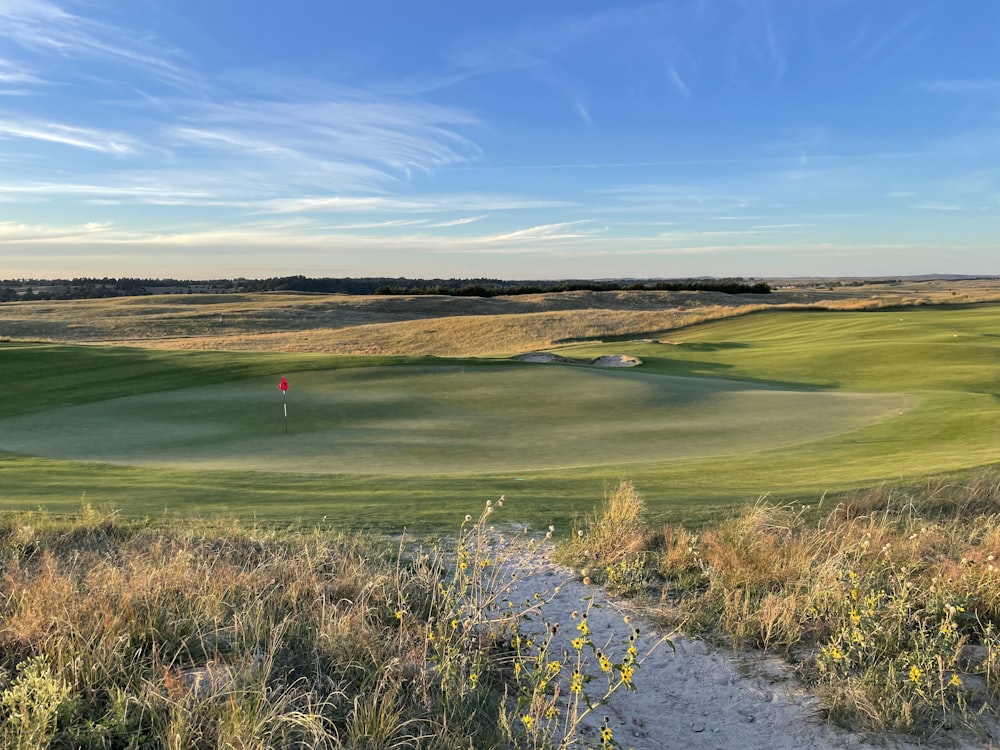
(3, 302, 1000, 528)
(0, 364, 910, 474)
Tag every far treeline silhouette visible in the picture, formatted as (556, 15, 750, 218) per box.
(1, 276, 770, 301)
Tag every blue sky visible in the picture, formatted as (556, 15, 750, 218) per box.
(1, 0, 998, 280)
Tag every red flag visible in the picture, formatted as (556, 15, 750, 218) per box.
(279, 377, 288, 392)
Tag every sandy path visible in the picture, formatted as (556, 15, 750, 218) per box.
(512, 552, 992, 750)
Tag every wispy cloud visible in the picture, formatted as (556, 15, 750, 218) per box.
(912, 202, 964, 212)
(764, 18, 786, 80)
(0, 56, 40, 86)
(0, 2, 484, 197)
(595, 183, 756, 215)
(0, 178, 232, 206)
(481, 220, 603, 243)
(666, 64, 691, 98)
(327, 219, 430, 230)
(427, 215, 488, 228)
(658, 228, 760, 241)
(261, 196, 440, 214)
(0, 117, 136, 154)
(440, 3, 696, 117)
(856, 12, 921, 64)
(0, 218, 118, 242)
(164, 93, 483, 191)
(0, 0, 200, 94)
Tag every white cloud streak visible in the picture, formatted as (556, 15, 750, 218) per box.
(856, 12, 921, 64)
(427, 215, 488, 228)
(0, 117, 137, 154)
(666, 65, 691, 98)
(481, 221, 604, 243)
(0, 56, 40, 86)
(0, 0, 200, 94)
(0, 1, 485, 197)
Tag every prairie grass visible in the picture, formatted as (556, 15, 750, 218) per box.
(557, 481, 652, 580)
(558, 474, 1000, 738)
(0, 291, 745, 350)
(7, 284, 999, 355)
(0, 500, 657, 749)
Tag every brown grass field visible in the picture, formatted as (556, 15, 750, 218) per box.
(3, 277, 999, 354)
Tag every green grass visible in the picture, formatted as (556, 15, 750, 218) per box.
(0, 365, 906, 474)
(2, 304, 1000, 529)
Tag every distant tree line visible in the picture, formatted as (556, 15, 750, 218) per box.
(0, 275, 770, 302)
(246, 276, 772, 296)
(0, 277, 236, 301)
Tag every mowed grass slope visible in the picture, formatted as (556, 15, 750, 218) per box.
(0, 364, 906, 474)
(1, 303, 999, 528)
(560, 304, 1000, 501)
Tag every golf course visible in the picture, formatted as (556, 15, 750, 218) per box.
(4, 287, 1000, 747)
(2, 289, 999, 529)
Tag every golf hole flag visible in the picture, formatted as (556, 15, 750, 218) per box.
(279, 377, 288, 432)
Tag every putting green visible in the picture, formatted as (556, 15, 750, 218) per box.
(0, 364, 913, 475)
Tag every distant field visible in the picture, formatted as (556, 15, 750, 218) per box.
(1, 290, 999, 529)
(2, 277, 998, 355)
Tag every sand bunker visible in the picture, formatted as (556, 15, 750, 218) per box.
(591, 354, 641, 367)
(513, 352, 642, 367)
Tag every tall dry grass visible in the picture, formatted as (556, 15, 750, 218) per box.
(9, 283, 997, 354)
(558, 474, 1000, 738)
(101, 306, 762, 355)
(0, 507, 469, 748)
(0, 500, 659, 749)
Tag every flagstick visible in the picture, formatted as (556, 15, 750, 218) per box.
(283, 391, 288, 434)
